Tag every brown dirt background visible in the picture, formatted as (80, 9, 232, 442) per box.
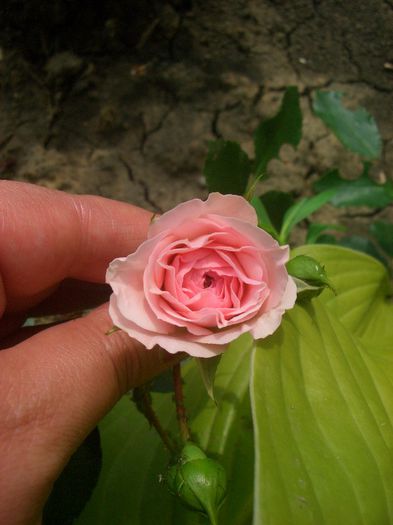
(1, 0, 393, 240)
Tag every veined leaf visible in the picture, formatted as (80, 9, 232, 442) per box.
(279, 189, 336, 244)
(314, 168, 393, 208)
(76, 335, 254, 525)
(254, 86, 302, 176)
(203, 140, 252, 195)
(313, 91, 382, 159)
(252, 245, 393, 525)
(293, 244, 392, 336)
(252, 300, 393, 525)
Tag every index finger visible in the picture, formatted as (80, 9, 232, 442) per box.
(0, 181, 153, 314)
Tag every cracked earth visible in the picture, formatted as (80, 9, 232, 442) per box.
(1, 0, 392, 239)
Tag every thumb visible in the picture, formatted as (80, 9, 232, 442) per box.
(0, 304, 179, 524)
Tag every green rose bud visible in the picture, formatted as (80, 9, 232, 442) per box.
(166, 442, 227, 525)
(179, 441, 208, 462)
(287, 254, 336, 299)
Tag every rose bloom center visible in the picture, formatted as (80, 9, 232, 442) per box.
(150, 242, 269, 329)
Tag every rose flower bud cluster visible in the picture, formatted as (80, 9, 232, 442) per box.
(106, 193, 296, 357)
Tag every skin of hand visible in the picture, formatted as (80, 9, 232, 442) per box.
(0, 181, 179, 525)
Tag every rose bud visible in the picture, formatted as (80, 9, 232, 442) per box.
(106, 193, 297, 358)
(286, 254, 335, 299)
(166, 442, 227, 525)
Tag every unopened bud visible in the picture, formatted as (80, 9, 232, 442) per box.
(287, 254, 335, 298)
(166, 442, 227, 525)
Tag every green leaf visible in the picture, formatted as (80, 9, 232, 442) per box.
(252, 245, 393, 525)
(314, 233, 338, 245)
(43, 428, 102, 525)
(279, 189, 336, 244)
(203, 140, 252, 195)
(370, 221, 393, 257)
(313, 91, 382, 159)
(339, 235, 387, 266)
(76, 335, 254, 525)
(250, 196, 278, 238)
(259, 191, 295, 232)
(293, 244, 392, 335)
(305, 223, 345, 244)
(314, 168, 393, 208)
(196, 355, 222, 402)
(254, 86, 302, 176)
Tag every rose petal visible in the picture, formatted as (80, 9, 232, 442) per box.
(106, 237, 173, 333)
(149, 193, 257, 238)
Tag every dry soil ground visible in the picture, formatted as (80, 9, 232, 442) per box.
(1, 0, 393, 241)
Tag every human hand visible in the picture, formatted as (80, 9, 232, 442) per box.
(0, 181, 178, 525)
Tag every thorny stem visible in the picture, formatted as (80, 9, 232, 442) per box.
(132, 386, 176, 455)
(173, 363, 190, 443)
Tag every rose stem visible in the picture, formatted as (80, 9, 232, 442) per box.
(172, 363, 190, 443)
(132, 386, 177, 455)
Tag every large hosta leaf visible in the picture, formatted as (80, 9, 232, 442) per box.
(251, 245, 393, 525)
(294, 244, 392, 340)
(76, 335, 254, 525)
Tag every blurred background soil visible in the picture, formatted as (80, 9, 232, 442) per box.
(1, 0, 392, 238)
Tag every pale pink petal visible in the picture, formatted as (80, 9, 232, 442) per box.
(106, 237, 172, 333)
(109, 306, 224, 357)
(149, 193, 257, 238)
(250, 276, 297, 338)
(204, 193, 257, 225)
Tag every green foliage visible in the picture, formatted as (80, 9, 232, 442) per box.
(251, 245, 393, 524)
(259, 190, 295, 232)
(305, 230, 391, 268)
(196, 355, 222, 402)
(254, 86, 302, 176)
(305, 223, 345, 244)
(369, 221, 393, 258)
(279, 189, 336, 244)
(203, 140, 252, 195)
(313, 91, 382, 159)
(76, 335, 254, 525)
(339, 235, 387, 266)
(250, 195, 279, 238)
(43, 428, 102, 525)
(314, 167, 393, 208)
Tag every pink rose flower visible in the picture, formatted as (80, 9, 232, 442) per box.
(106, 193, 297, 358)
